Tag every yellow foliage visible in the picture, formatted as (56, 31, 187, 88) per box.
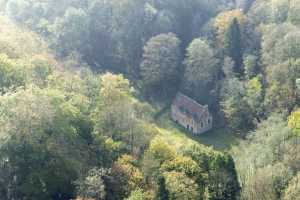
(100, 73, 131, 95)
(0, 15, 50, 58)
(288, 109, 300, 136)
(283, 172, 300, 200)
(246, 77, 262, 97)
(265, 82, 296, 114)
(161, 155, 202, 177)
(116, 155, 144, 190)
(214, 9, 246, 43)
(148, 137, 176, 163)
(104, 137, 123, 151)
(163, 171, 199, 200)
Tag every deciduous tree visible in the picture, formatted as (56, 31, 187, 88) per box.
(141, 33, 181, 98)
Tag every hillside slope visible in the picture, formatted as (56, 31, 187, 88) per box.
(0, 15, 240, 200)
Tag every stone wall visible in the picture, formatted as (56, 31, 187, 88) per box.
(171, 105, 212, 134)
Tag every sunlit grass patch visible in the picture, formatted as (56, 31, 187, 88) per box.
(155, 108, 240, 151)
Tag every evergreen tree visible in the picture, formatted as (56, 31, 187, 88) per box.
(156, 176, 169, 200)
(224, 18, 243, 75)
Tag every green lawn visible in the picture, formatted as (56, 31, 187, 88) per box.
(155, 109, 240, 151)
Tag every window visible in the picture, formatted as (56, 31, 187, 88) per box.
(208, 119, 210, 124)
(201, 122, 203, 128)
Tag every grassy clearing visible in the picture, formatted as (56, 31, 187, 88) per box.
(155, 109, 240, 151)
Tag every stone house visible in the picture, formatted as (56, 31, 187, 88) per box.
(171, 92, 212, 134)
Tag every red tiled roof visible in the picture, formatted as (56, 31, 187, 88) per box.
(172, 92, 210, 122)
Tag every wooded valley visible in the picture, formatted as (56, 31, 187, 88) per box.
(0, 0, 299, 199)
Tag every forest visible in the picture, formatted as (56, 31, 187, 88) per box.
(0, 0, 299, 199)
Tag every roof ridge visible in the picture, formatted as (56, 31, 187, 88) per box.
(177, 92, 208, 108)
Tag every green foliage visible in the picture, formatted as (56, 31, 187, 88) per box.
(221, 78, 254, 134)
(264, 82, 296, 115)
(161, 155, 202, 178)
(288, 0, 300, 25)
(232, 115, 299, 200)
(164, 171, 200, 200)
(155, 176, 169, 200)
(0, 87, 91, 199)
(7, 0, 300, 199)
(3, 0, 229, 76)
(105, 155, 144, 199)
(75, 168, 107, 200)
(184, 38, 219, 85)
(184, 145, 240, 200)
(183, 38, 219, 103)
(0, 54, 26, 93)
(52, 7, 89, 56)
(214, 9, 246, 45)
(92, 73, 132, 137)
(271, 0, 290, 23)
(244, 54, 259, 79)
(242, 163, 292, 200)
(126, 188, 146, 200)
(6, 0, 31, 22)
(141, 33, 181, 99)
(30, 56, 53, 87)
(115, 155, 144, 190)
(224, 18, 243, 75)
(92, 73, 156, 155)
(148, 137, 176, 164)
(245, 76, 264, 119)
(222, 56, 235, 78)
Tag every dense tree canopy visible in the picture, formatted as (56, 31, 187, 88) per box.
(141, 33, 181, 98)
(1, 0, 300, 199)
(183, 38, 219, 103)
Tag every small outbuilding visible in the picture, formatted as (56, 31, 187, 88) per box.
(171, 92, 212, 134)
